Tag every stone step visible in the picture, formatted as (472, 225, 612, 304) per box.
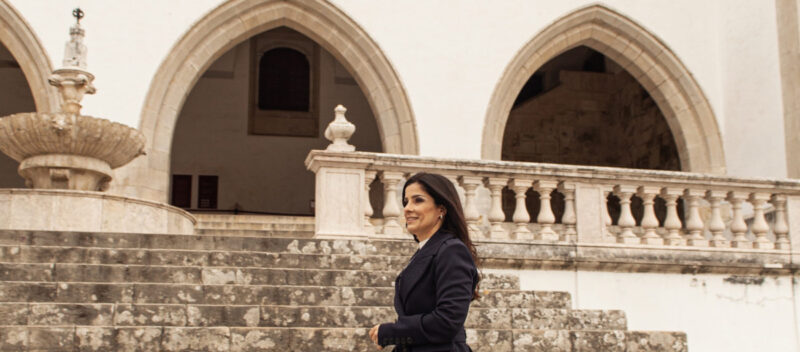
(195, 229, 316, 237)
(0, 245, 411, 271)
(0, 302, 626, 330)
(194, 214, 314, 224)
(0, 263, 518, 289)
(0, 230, 417, 255)
(0, 326, 687, 351)
(0, 282, 569, 309)
(195, 221, 315, 231)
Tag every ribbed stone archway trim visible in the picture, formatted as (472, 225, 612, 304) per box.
(0, 0, 58, 112)
(482, 4, 726, 174)
(125, 0, 418, 202)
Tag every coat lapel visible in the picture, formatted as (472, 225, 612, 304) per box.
(399, 230, 454, 307)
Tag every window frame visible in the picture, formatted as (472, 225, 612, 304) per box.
(248, 30, 320, 137)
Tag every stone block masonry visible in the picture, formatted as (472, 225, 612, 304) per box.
(0, 230, 686, 351)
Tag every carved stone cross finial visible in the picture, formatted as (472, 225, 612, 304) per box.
(73, 8, 84, 23)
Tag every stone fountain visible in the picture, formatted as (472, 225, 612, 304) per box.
(0, 9, 195, 234)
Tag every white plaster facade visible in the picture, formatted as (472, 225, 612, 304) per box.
(4, 0, 791, 179)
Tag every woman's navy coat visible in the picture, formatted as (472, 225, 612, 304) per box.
(378, 229, 478, 352)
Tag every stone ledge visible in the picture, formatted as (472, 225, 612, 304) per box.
(478, 240, 797, 275)
(0, 189, 195, 234)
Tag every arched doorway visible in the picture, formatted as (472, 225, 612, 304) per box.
(118, 0, 418, 203)
(483, 4, 725, 174)
(170, 26, 382, 214)
(0, 1, 57, 188)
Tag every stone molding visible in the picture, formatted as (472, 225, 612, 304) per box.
(482, 4, 726, 174)
(477, 239, 795, 275)
(121, 0, 418, 203)
(0, 0, 59, 113)
(0, 188, 196, 234)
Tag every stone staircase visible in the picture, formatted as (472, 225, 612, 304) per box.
(0, 229, 687, 351)
(193, 214, 315, 237)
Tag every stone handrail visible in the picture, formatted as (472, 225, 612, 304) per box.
(305, 150, 800, 255)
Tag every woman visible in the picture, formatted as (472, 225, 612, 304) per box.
(369, 172, 480, 351)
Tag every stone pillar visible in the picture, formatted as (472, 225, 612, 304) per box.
(509, 178, 533, 240)
(484, 177, 509, 239)
(706, 190, 729, 248)
(559, 182, 577, 242)
(575, 183, 606, 244)
(749, 192, 773, 249)
(308, 160, 367, 239)
(637, 186, 662, 245)
(363, 170, 377, 235)
(661, 188, 684, 246)
(459, 176, 483, 237)
(787, 196, 800, 257)
(614, 185, 638, 244)
(534, 180, 559, 241)
(683, 189, 708, 247)
(772, 194, 790, 250)
(380, 171, 405, 236)
(727, 191, 750, 249)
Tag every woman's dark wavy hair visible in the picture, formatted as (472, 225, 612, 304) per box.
(402, 172, 481, 300)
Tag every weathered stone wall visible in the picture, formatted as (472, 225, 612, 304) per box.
(502, 70, 680, 171)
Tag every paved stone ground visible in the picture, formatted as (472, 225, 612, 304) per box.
(0, 229, 687, 351)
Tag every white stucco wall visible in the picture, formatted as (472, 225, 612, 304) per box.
(485, 268, 800, 352)
(4, 0, 790, 178)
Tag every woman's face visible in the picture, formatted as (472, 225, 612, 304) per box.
(403, 182, 444, 239)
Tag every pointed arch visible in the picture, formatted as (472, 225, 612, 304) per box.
(124, 0, 418, 201)
(0, 0, 58, 112)
(482, 4, 725, 173)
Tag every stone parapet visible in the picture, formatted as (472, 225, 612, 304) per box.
(306, 150, 800, 266)
(0, 189, 195, 234)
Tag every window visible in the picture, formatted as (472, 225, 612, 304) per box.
(258, 48, 309, 111)
(249, 27, 320, 137)
(171, 175, 192, 208)
(198, 175, 218, 209)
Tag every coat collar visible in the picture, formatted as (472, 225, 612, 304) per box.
(414, 228, 455, 259)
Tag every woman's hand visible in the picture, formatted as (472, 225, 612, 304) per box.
(369, 324, 383, 350)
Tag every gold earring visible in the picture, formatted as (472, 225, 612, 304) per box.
(439, 214, 443, 220)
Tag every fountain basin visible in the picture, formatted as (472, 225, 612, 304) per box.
(0, 112, 145, 191)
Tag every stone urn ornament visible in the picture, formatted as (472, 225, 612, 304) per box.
(324, 104, 356, 152)
(0, 8, 146, 191)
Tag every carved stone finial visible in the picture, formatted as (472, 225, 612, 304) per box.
(49, 8, 95, 114)
(324, 105, 356, 152)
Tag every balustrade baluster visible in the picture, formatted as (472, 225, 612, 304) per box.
(509, 178, 534, 240)
(706, 190, 728, 247)
(614, 185, 638, 244)
(534, 180, 559, 241)
(380, 171, 405, 236)
(637, 186, 661, 245)
(749, 193, 773, 249)
(364, 170, 377, 235)
(661, 188, 684, 245)
(484, 177, 509, 239)
(684, 189, 707, 247)
(558, 182, 577, 242)
(603, 190, 613, 228)
(727, 191, 750, 248)
(771, 194, 790, 250)
(459, 176, 483, 237)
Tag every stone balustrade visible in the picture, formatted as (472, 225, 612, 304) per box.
(306, 150, 800, 255)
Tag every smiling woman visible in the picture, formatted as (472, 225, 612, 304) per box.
(369, 172, 481, 352)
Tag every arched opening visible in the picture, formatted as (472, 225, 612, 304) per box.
(118, 0, 418, 203)
(0, 1, 56, 188)
(483, 4, 725, 174)
(0, 41, 36, 188)
(503, 45, 681, 170)
(170, 27, 382, 214)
